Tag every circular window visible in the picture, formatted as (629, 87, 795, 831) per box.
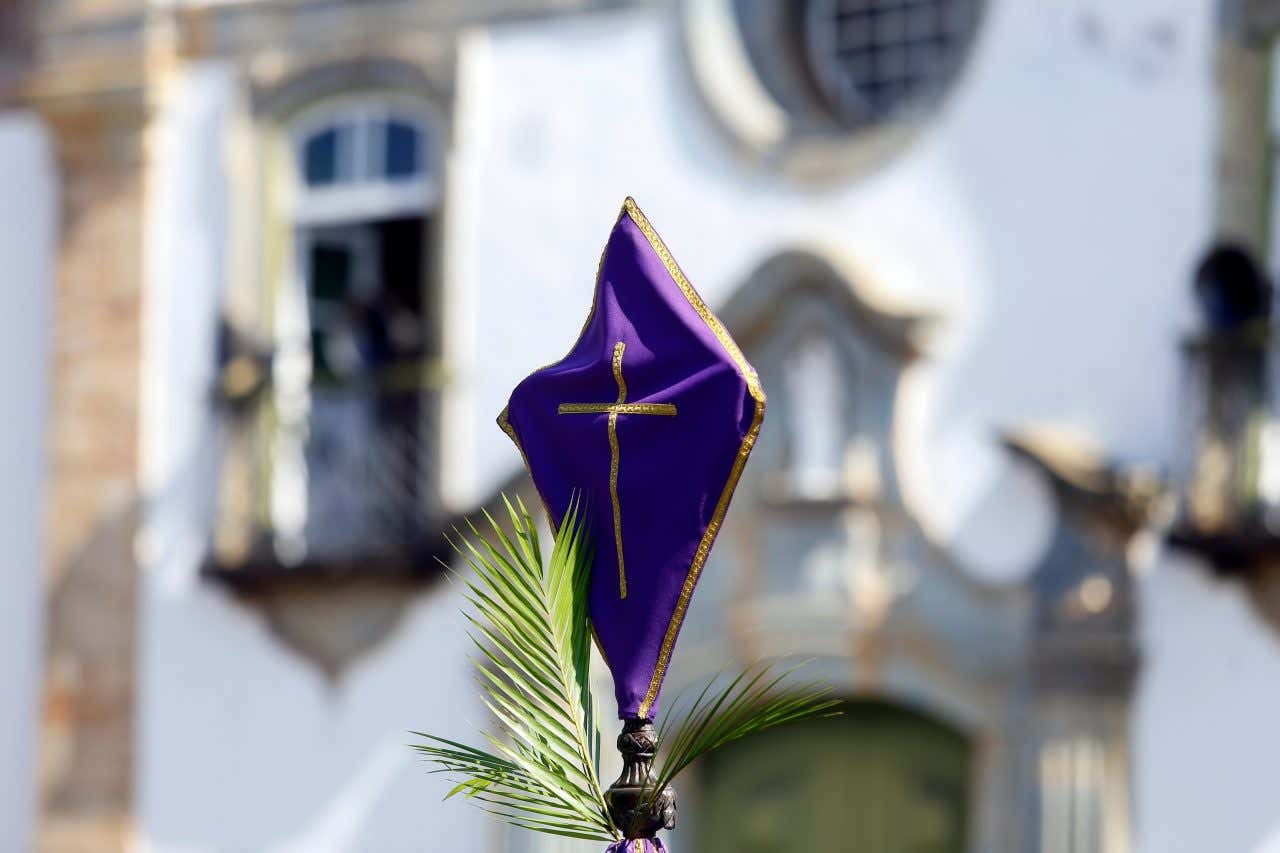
(804, 0, 983, 130)
(682, 0, 985, 179)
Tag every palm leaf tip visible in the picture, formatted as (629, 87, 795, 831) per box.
(412, 493, 620, 842)
(646, 660, 842, 804)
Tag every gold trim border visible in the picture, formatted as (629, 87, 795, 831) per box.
(496, 197, 766, 719)
(607, 408, 626, 599)
(621, 197, 766, 719)
(610, 341, 628, 600)
(497, 405, 555, 522)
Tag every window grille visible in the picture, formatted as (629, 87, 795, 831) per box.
(804, 0, 982, 129)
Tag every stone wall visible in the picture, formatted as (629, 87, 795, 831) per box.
(31, 80, 147, 853)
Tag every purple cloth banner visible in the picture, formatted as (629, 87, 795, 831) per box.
(606, 839, 667, 853)
(499, 198, 765, 719)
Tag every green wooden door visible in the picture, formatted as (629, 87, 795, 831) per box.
(698, 701, 971, 853)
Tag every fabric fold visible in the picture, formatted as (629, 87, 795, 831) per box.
(499, 197, 765, 719)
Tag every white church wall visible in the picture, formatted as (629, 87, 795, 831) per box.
(452, 1, 1280, 851)
(138, 61, 487, 852)
(1136, 552, 1280, 853)
(0, 109, 55, 853)
(123, 0, 1280, 850)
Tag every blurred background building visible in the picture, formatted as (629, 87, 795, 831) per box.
(4, 0, 1280, 851)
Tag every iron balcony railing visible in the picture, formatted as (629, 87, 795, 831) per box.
(208, 368, 442, 577)
(1171, 327, 1280, 562)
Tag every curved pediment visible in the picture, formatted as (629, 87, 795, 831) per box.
(672, 244, 1024, 667)
(718, 249, 940, 362)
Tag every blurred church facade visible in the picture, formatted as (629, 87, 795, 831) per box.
(6, 0, 1280, 852)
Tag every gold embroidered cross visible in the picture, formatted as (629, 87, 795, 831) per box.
(558, 341, 677, 599)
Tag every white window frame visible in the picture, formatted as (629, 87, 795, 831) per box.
(289, 94, 440, 228)
(269, 93, 441, 557)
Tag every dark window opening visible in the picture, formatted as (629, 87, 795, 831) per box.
(385, 120, 421, 180)
(302, 115, 424, 187)
(305, 216, 429, 383)
(292, 215, 437, 557)
(303, 127, 339, 186)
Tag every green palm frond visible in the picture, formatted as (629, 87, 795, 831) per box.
(644, 661, 842, 807)
(413, 495, 840, 843)
(413, 494, 618, 842)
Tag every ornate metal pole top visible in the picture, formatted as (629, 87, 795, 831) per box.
(605, 719, 677, 840)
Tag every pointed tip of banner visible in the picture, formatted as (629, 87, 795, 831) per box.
(621, 196, 641, 221)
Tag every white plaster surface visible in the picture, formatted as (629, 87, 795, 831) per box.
(128, 1, 1280, 851)
(0, 109, 55, 853)
(1136, 553, 1280, 853)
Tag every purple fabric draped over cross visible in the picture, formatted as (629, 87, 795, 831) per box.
(606, 840, 667, 853)
(499, 197, 766, 720)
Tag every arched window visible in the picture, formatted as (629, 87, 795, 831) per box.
(682, 0, 984, 177)
(207, 67, 454, 676)
(291, 100, 438, 227)
(264, 95, 443, 564)
(803, 0, 984, 131)
(697, 701, 971, 852)
(712, 253, 928, 600)
(784, 331, 847, 498)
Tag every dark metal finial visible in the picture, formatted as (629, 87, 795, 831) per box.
(605, 718, 677, 839)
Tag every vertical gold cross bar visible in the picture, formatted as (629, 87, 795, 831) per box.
(558, 341, 678, 598)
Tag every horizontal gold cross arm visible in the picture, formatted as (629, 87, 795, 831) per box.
(557, 402, 678, 416)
